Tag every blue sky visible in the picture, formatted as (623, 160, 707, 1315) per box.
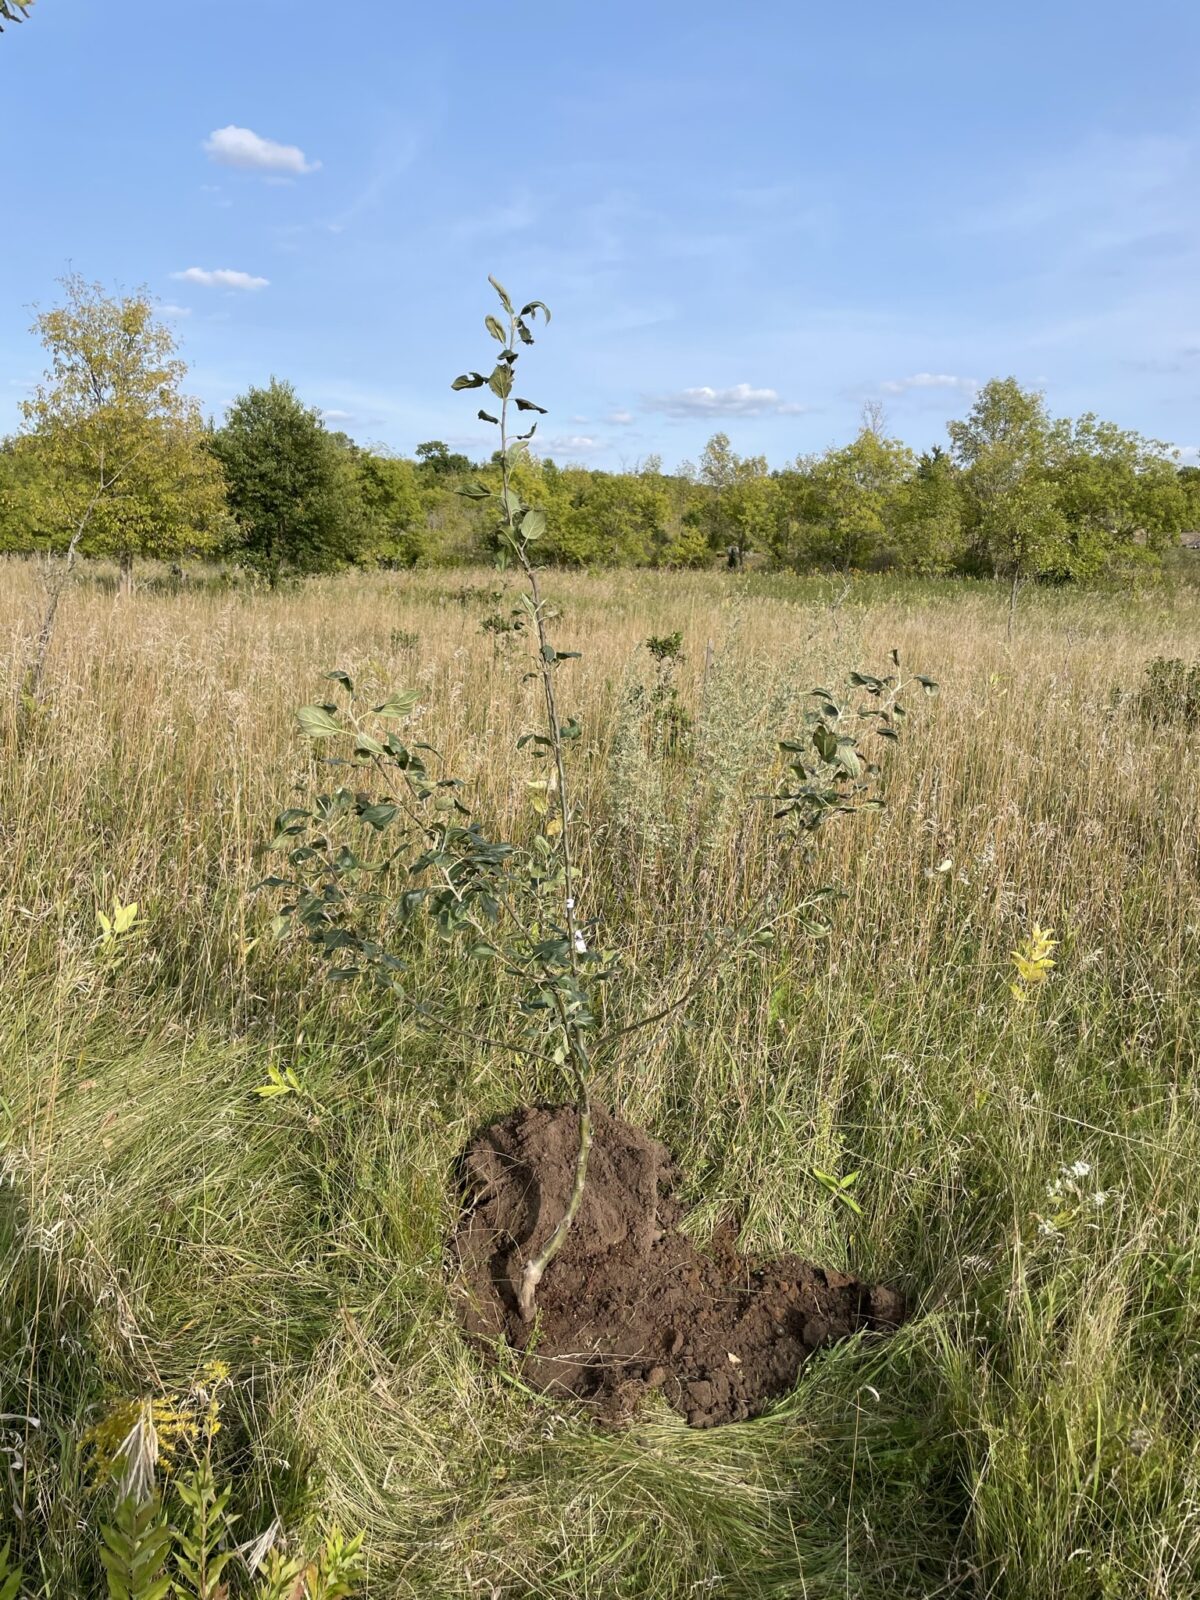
(3, 0, 1198, 468)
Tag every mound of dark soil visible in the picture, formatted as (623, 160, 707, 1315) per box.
(452, 1104, 905, 1427)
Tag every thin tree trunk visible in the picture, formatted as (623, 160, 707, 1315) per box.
(119, 548, 134, 596)
(23, 445, 148, 711)
(1008, 567, 1021, 640)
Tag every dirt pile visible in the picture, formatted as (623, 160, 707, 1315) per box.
(452, 1104, 905, 1427)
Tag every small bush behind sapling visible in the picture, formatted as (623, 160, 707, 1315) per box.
(1137, 654, 1200, 726)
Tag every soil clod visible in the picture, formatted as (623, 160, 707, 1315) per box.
(453, 1104, 906, 1427)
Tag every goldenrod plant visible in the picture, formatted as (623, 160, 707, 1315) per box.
(77, 1367, 365, 1600)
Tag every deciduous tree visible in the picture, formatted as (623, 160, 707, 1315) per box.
(20, 275, 227, 590)
(210, 380, 363, 583)
(949, 377, 1067, 631)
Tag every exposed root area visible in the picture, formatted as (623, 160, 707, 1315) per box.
(452, 1104, 905, 1427)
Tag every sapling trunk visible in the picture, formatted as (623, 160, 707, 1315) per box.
(516, 1034, 592, 1322)
(493, 298, 592, 1320)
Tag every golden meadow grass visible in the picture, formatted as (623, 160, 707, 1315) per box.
(2, 559, 1199, 1596)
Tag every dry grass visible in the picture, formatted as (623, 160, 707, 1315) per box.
(2, 559, 1199, 1597)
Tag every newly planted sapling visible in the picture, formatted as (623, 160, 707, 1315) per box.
(261, 278, 935, 1321)
(264, 281, 602, 1318)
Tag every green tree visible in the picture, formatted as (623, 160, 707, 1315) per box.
(1048, 414, 1186, 573)
(350, 448, 426, 566)
(1180, 466, 1200, 534)
(893, 447, 967, 574)
(415, 439, 472, 478)
(808, 426, 914, 571)
(20, 275, 227, 590)
(553, 469, 672, 564)
(0, 433, 55, 552)
(210, 380, 363, 584)
(699, 431, 738, 556)
(949, 377, 1068, 630)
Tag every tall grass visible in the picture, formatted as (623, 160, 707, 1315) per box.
(2, 560, 1199, 1597)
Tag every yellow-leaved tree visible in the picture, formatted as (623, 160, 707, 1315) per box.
(20, 274, 227, 593)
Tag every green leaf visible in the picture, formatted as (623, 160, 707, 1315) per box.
(0, 1541, 25, 1600)
(484, 313, 507, 343)
(359, 802, 399, 829)
(488, 364, 514, 400)
(515, 318, 534, 345)
(514, 397, 547, 414)
(353, 733, 386, 757)
(451, 371, 486, 390)
(455, 481, 493, 500)
(915, 674, 940, 696)
(520, 299, 551, 324)
(520, 507, 546, 542)
(373, 688, 420, 717)
(835, 738, 862, 778)
(296, 704, 344, 739)
(477, 408, 499, 424)
(488, 274, 514, 313)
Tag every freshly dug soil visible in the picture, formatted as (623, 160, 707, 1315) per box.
(452, 1104, 906, 1427)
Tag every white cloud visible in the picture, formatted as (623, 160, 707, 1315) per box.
(645, 382, 808, 418)
(1176, 444, 1200, 466)
(607, 409, 634, 425)
(880, 372, 979, 396)
(321, 408, 354, 423)
(157, 303, 192, 318)
(545, 435, 604, 455)
(203, 125, 320, 176)
(172, 267, 269, 291)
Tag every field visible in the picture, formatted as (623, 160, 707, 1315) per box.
(3, 560, 1199, 1598)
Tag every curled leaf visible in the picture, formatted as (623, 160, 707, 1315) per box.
(488, 274, 514, 313)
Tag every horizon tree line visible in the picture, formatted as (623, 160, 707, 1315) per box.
(2, 277, 1197, 592)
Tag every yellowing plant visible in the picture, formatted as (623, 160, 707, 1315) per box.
(97, 896, 139, 946)
(82, 1361, 228, 1493)
(1010, 923, 1058, 1004)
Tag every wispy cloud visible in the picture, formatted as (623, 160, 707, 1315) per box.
(880, 372, 979, 396)
(172, 267, 269, 291)
(544, 434, 604, 455)
(321, 408, 355, 423)
(644, 383, 808, 418)
(203, 125, 320, 176)
(607, 409, 634, 424)
(157, 302, 192, 318)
